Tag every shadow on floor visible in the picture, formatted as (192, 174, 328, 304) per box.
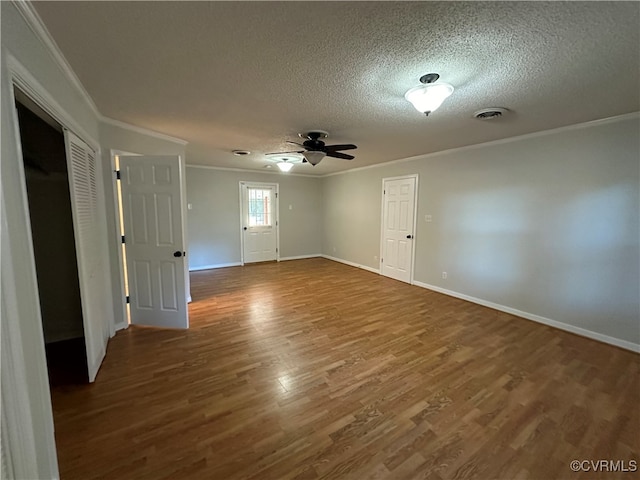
(45, 337, 89, 386)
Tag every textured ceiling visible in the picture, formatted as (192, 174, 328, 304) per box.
(33, 1, 640, 175)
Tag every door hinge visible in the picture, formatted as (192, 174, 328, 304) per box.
(115, 170, 121, 180)
(383, 190, 386, 195)
(126, 296, 130, 304)
(121, 235, 125, 244)
(381, 258, 384, 263)
(275, 192, 278, 198)
(276, 248, 278, 253)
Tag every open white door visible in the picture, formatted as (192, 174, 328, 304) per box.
(381, 175, 418, 283)
(240, 182, 278, 263)
(64, 130, 108, 382)
(119, 156, 188, 329)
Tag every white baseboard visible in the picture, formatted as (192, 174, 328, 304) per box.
(321, 254, 380, 275)
(114, 321, 128, 332)
(88, 344, 106, 383)
(279, 254, 322, 261)
(189, 262, 242, 272)
(413, 281, 640, 353)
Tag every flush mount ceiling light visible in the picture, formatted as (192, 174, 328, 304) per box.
(277, 161, 294, 172)
(302, 150, 326, 166)
(404, 73, 454, 116)
(267, 155, 304, 172)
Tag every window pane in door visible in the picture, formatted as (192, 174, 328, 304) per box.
(248, 188, 272, 227)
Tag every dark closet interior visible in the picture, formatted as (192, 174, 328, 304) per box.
(15, 93, 89, 385)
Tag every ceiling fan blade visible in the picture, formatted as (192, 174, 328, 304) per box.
(326, 151, 355, 160)
(264, 150, 304, 155)
(286, 140, 306, 147)
(323, 144, 358, 152)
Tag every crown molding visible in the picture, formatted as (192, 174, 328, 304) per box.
(100, 117, 188, 146)
(186, 164, 318, 178)
(11, 1, 189, 148)
(12, 0, 100, 118)
(7, 54, 101, 152)
(322, 111, 640, 178)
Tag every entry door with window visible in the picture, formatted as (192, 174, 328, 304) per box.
(381, 175, 418, 283)
(119, 155, 188, 328)
(241, 182, 278, 263)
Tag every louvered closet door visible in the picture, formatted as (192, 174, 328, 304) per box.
(64, 130, 108, 382)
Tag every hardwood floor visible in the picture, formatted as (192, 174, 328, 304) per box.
(51, 258, 639, 479)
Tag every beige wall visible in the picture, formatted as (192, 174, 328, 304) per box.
(321, 115, 640, 348)
(186, 167, 322, 269)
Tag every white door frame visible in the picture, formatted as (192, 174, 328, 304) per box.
(110, 151, 191, 329)
(239, 181, 280, 265)
(379, 174, 419, 284)
(3, 53, 105, 480)
(110, 149, 139, 331)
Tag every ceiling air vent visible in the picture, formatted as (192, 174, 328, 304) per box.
(473, 108, 509, 120)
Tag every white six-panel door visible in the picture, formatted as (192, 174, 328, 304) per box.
(119, 156, 188, 328)
(240, 182, 278, 263)
(381, 175, 417, 283)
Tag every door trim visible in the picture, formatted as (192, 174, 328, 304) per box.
(239, 181, 280, 265)
(4, 53, 85, 480)
(379, 174, 419, 284)
(110, 149, 139, 331)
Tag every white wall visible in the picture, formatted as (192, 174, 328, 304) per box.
(186, 167, 322, 269)
(1, 2, 104, 478)
(321, 115, 640, 350)
(99, 121, 187, 327)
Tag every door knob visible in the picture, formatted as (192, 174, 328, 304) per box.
(173, 251, 183, 257)
(406, 235, 413, 239)
(243, 227, 248, 230)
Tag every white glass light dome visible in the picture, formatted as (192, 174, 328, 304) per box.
(404, 82, 454, 115)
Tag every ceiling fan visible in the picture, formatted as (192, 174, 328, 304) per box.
(267, 130, 357, 166)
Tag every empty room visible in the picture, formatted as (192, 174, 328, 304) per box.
(1, 2, 639, 479)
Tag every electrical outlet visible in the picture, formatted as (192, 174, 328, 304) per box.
(374, 255, 378, 261)
(442, 271, 447, 279)
(333, 247, 336, 253)
(425, 214, 432, 222)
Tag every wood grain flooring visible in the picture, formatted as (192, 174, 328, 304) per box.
(51, 258, 639, 479)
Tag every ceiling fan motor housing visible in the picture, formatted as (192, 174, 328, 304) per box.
(303, 139, 325, 150)
(302, 130, 329, 150)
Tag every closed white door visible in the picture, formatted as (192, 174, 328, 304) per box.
(241, 183, 278, 263)
(119, 156, 188, 328)
(381, 175, 417, 283)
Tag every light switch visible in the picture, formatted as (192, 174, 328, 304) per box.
(289, 204, 293, 210)
(187, 203, 193, 210)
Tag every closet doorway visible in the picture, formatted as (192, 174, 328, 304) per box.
(14, 90, 88, 385)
